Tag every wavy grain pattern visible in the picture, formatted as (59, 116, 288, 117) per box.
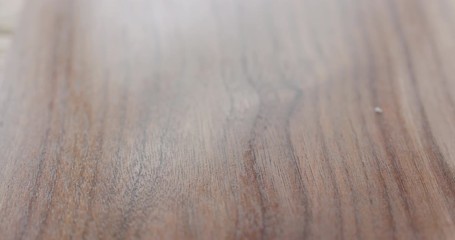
(0, 0, 454, 239)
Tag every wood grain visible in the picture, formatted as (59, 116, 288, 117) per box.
(1, 0, 455, 239)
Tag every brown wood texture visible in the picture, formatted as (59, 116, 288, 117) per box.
(1, 0, 455, 239)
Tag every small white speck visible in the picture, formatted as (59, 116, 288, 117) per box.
(374, 107, 383, 114)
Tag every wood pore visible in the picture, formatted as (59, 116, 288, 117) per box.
(0, 0, 455, 239)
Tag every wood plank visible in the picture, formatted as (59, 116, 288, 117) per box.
(0, 0, 454, 239)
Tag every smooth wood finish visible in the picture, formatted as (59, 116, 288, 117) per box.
(0, 0, 23, 72)
(1, 0, 455, 239)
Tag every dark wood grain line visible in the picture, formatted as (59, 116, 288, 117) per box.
(314, 89, 344, 239)
(19, 4, 67, 234)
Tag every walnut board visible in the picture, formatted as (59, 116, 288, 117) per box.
(0, 0, 455, 239)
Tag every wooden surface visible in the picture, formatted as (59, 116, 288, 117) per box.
(0, 0, 455, 239)
(0, 0, 23, 72)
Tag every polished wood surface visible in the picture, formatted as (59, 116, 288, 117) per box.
(1, 0, 455, 239)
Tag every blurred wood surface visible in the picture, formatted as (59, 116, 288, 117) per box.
(0, 0, 24, 72)
(1, 0, 455, 239)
